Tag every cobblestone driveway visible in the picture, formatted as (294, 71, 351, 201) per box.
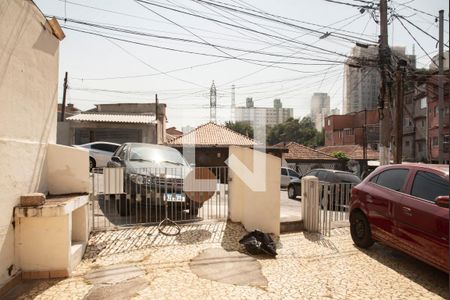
(5, 222, 448, 299)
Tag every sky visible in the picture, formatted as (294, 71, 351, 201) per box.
(34, 0, 449, 129)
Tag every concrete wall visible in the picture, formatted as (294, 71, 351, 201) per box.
(0, 0, 60, 288)
(228, 146, 280, 235)
(16, 216, 70, 272)
(47, 144, 90, 195)
(57, 122, 71, 146)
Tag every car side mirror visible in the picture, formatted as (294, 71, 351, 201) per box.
(435, 195, 449, 208)
(111, 156, 122, 163)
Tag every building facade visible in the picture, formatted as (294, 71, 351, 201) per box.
(343, 46, 415, 114)
(65, 103, 166, 145)
(0, 0, 63, 289)
(235, 98, 293, 128)
(324, 109, 379, 149)
(310, 93, 330, 131)
(427, 72, 449, 163)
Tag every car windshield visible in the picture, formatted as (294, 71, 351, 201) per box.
(129, 146, 187, 166)
(336, 173, 361, 183)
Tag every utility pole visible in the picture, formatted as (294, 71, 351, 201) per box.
(378, 0, 392, 165)
(60, 71, 68, 122)
(394, 64, 405, 164)
(362, 109, 368, 177)
(155, 94, 159, 144)
(438, 10, 444, 164)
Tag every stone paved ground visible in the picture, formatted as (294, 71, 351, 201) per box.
(5, 221, 448, 299)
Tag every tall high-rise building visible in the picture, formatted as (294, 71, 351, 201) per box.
(343, 45, 416, 114)
(235, 98, 293, 128)
(310, 92, 330, 131)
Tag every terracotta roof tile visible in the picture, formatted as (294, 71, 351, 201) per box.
(274, 142, 337, 160)
(317, 145, 379, 160)
(167, 122, 256, 146)
(67, 113, 156, 124)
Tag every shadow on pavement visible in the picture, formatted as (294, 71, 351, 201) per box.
(358, 243, 448, 298)
(2, 279, 62, 300)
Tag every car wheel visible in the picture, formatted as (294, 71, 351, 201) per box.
(350, 211, 374, 248)
(288, 185, 296, 199)
(89, 157, 96, 171)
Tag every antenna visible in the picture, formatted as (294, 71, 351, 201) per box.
(231, 84, 235, 122)
(210, 81, 217, 123)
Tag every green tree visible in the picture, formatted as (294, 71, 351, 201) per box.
(224, 121, 254, 138)
(331, 151, 349, 161)
(266, 117, 321, 147)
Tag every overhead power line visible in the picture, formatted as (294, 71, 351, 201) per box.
(392, 0, 449, 22)
(134, 0, 373, 62)
(395, 16, 439, 68)
(395, 14, 449, 48)
(190, 0, 377, 44)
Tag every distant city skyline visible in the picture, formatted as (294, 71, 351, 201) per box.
(34, 0, 448, 129)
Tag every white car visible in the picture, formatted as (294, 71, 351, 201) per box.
(74, 142, 120, 170)
(280, 167, 300, 188)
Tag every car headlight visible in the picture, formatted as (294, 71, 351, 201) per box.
(130, 174, 144, 185)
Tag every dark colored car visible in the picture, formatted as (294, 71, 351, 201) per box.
(349, 163, 449, 273)
(287, 169, 361, 200)
(107, 143, 198, 216)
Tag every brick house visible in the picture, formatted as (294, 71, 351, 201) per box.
(274, 142, 339, 176)
(324, 109, 379, 149)
(427, 72, 449, 163)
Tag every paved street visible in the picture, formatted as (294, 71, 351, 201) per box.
(5, 221, 448, 299)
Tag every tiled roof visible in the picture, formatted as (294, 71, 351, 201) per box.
(274, 142, 337, 161)
(67, 113, 156, 124)
(167, 122, 256, 146)
(317, 145, 379, 160)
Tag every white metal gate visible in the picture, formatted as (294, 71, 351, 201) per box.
(302, 177, 354, 236)
(90, 166, 229, 231)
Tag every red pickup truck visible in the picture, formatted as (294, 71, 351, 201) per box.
(349, 164, 449, 273)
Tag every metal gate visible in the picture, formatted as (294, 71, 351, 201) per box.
(90, 166, 229, 231)
(317, 182, 354, 236)
(302, 177, 354, 236)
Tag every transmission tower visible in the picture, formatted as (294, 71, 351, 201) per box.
(210, 81, 217, 123)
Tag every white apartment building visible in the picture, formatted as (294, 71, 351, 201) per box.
(310, 92, 330, 131)
(235, 98, 293, 128)
(343, 45, 415, 114)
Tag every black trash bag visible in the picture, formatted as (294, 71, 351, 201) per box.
(239, 230, 277, 257)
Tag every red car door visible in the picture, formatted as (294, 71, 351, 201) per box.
(395, 170, 449, 272)
(364, 168, 409, 243)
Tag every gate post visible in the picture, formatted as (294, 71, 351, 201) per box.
(301, 176, 320, 233)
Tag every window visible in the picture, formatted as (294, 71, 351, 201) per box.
(432, 137, 439, 146)
(420, 98, 427, 109)
(118, 145, 128, 160)
(421, 119, 425, 127)
(434, 106, 438, 116)
(405, 140, 410, 147)
(281, 168, 287, 176)
(374, 169, 409, 192)
(91, 143, 119, 153)
(307, 170, 317, 177)
(411, 171, 448, 201)
(288, 169, 300, 178)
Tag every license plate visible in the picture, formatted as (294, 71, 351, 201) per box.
(164, 193, 184, 202)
